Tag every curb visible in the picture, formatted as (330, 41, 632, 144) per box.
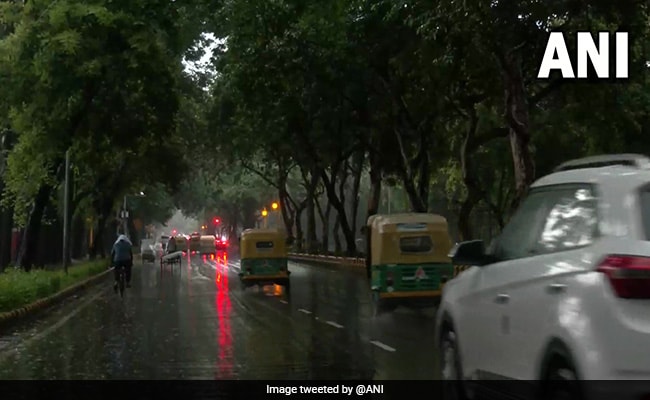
(0, 268, 112, 330)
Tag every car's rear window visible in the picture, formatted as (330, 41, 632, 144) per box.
(399, 236, 433, 253)
(256, 241, 274, 249)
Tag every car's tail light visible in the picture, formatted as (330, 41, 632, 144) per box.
(210, 254, 215, 260)
(597, 255, 650, 298)
(386, 271, 394, 286)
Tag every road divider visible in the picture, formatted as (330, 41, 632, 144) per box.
(288, 252, 474, 278)
(288, 253, 365, 268)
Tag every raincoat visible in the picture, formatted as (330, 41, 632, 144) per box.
(112, 235, 133, 263)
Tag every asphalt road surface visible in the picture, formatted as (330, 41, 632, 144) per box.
(0, 253, 439, 379)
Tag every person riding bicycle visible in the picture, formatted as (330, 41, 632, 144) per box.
(111, 234, 133, 292)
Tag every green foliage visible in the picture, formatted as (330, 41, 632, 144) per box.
(0, 260, 106, 313)
(0, 0, 213, 230)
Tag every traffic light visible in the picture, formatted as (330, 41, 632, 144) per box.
(271, 202, 279, 210)
(213, 217, 220, 225)
(172, 229, 177, 235)
(261, 209, 268, 217)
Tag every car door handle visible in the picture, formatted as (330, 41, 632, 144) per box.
(547, 283, 567, 294)
(494, 294, 510, 304)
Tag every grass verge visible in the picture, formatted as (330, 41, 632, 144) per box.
(0, 260, 108, 313)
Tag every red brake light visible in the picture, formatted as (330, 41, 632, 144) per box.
(597, 255, 650, 298)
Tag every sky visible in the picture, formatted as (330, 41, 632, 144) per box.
(182, 32, 221, 77)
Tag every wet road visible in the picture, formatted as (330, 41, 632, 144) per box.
(0, 253, 440, 379)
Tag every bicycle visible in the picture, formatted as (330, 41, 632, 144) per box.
(115, 264, 127, 298)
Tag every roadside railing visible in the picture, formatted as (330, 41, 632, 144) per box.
(288, 252, 474, 277)
(288, 252, 365, 268)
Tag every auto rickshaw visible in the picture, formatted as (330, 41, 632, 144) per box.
(238, 228, 290, 290)
(199, 235, 217, 260)
(364, 213, 454, 315)
(167, 235, 188, 255)
(188, 232, 201, 254)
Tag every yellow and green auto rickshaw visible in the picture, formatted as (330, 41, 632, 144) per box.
(365, 213, 454, 315)
(238, 228, 290, 290)
(167, 235, 188, 255)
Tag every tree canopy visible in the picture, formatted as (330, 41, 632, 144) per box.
(0, 0, 648, 269)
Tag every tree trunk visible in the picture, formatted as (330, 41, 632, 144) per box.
(337, 160, 351, 253)
(333, 214, 342, 254)
(320, 165, 357, 256)
(315, 195, 331, 254)
(350, 151, 364, 240)
(366, 151, 383, 223)
(278, 181, 295, 240)
(295, 204, 305, 253)
(16, 184, 53, 271)
(89, 195, 113, 260)
(0, 203, 13, 271)
(458, 194, 481, 241)
(305, 169, 320, 253)
(394, 127, 429, 212)
(499, 49, 535, 210)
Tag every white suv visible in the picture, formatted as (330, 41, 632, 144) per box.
(436, 154, 650, 400)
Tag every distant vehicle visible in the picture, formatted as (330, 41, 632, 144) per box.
(167, 235, 188, 255)
(215, 236, 229, 250)
(153, 242, 164, 255)
(159, 235, 170, 252)
(200, 235, 217, 257)
(437, 154, 650, 399)
(140, 239, 155, 263)
(189, 232, 201, 253)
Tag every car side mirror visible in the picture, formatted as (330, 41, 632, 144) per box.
(448, 240, 493, 266)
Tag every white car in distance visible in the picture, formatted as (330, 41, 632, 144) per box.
(436, 154, 650, 400)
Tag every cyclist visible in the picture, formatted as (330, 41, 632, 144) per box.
(111, 234, 133, 292)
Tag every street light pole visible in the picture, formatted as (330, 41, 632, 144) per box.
(120, 192, 144, 238)
(62, 149, 70, 273)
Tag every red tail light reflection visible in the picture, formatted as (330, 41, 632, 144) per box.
(215, 269, 233, 378)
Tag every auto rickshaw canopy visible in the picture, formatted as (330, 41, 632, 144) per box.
(199, 235, 216, 251)
(240, 228, 288, 259)
(368, 213, 452, 266)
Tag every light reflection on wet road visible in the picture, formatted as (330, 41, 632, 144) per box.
(0, 253, 439, 379)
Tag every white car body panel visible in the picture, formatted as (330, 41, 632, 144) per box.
(438, 164, 650, 386)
